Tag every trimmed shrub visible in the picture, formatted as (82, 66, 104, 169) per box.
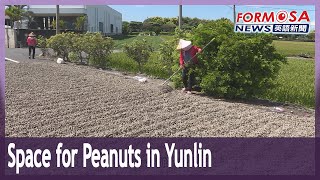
(68, 51, 79, 63)
(47, 32, 75, 60)
(37, 35, 48, 57)
(191, 19, 286, 98)
(123, 39, 153, 72)
(82, 33, 114, 68)
(47, 32, 114, 68)
(69, 34, 88, 63)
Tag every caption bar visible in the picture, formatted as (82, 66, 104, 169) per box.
(7, 142, 212, 174)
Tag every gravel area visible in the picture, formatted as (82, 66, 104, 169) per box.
(5, 60, 315, 137)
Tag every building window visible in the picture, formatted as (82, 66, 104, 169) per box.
(99, 22, 104, 33)
(110, 24, 113, 33)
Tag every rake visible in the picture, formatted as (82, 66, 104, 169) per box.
(160, 37, 215, 87)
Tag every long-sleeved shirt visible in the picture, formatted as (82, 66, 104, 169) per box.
(27, 37, 37, 47)
(179, 46, 201, 65)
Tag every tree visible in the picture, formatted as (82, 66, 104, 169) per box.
(143, 17, 165, 25)
(5, 5, 27, 9)
(23, 10, 37, 29)
(74, 15, 87, 31)
(5, 5, 37, 29)
(5, 6, 25, 28)
(142, 22, 152, 32)
(139, 16, 217, 32)
(83, 33, 114, 68)
(142, 22, 161, 35)
(122, 21, 131, 35)
(307, 30, 315, 41)
(168, 17, 178, 25)
(161, 23, 176, 32)
(129, 21, 143, 32)
(190, 18, 286, 98)
(5, 5, 32, 47)
(152, 23, 161, 35)
(51, 19, 66, 30)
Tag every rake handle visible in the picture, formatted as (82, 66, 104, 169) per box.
(161, 68, 181, 85)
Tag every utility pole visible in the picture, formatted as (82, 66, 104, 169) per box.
(179, 5, 182, 29)
(56, 5, 60, 34)
(233, 5, 236, 24)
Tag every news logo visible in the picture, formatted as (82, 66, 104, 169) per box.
(234, 10, 311, 34)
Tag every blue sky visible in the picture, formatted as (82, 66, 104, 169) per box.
(109, 5, 315, 27)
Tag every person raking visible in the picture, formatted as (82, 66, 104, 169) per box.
(177, 39, 202, 94)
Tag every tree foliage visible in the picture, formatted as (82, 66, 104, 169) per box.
(37, 35, 48, 56)
(122, 21, 131, 35)
(47, 32, 114, 68)
(5, 6, 25, 28)
(162, 18, 286, 98)
(123, 39, 153, 72)
(306, 30, 315, 41)
(191, 18, 287, 98)
(5, 5, 36, 28)
(51, 19, 66, 30)
(74, 15, 87, 31)
(129, 21, 143, 32)
(124, 16, 215, 34)
(83, 33, 114, 68)
(47, 32, 74, 60)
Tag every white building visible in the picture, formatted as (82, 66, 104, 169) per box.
(27, 5, 122, 35)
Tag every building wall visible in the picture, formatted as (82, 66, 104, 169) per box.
(86, 5, 122, 35)
(28, 5, 86, 15)
(28, 5, 122, 35)
(5, 28, 16, 48)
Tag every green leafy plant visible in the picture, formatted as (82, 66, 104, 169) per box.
(51, 19, 66, 30)
(5, 6, 26, 28)
(74, 15, 87, 31)
(48, 32, 114, 67)
(190, 18, 286, 98)
(158, 39, 178, 76)
(37, 35, 48, 57)
(68, 51, 79, 63)
(47, 32, 75, 60)
(83, 33, 114, 68)
(123, 39, 153, 72)
(306, 30, 315, 41)
(69, 34, 88, 63)
(167, 18, 287, 98)
(109, 52, 139, 73)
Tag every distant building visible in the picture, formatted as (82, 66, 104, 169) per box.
(5, 15, 10, 27)
(27, 5, 122, 35)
